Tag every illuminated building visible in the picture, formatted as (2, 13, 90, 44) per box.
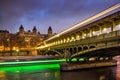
(0, 25, 54, 56)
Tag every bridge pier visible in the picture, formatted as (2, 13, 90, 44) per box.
(67, 56, 115, 64)
(60, 60, 117, 71)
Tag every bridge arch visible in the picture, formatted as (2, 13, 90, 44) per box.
(66, 47, 69, 50)
(89, 44, 96, 49)
(70, 48, 73, 54)
(83, 45, 89, 50)
(44, 50, 62, 56)
(78, 46, 82, 52)
(73, 47, 77, 53)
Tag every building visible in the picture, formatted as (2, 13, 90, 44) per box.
(0, 30, 10, 52)
(0, 25, 54, 56)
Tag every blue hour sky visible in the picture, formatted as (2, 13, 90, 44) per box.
(0, 0, 120, 34)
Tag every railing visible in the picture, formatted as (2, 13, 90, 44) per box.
(38, 30, 120, 56)
(51, 30, 120, 48)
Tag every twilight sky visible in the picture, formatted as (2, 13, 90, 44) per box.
(0, 0, 120, 34)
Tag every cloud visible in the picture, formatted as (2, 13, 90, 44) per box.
(0, 0, 120, 33)
(0, 0, 85, 21)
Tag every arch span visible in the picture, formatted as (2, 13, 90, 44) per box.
(44, 50, 62, 56)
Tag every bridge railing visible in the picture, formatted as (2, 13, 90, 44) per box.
(73, 30, 120, 46)
(40, 30, 120, 51)
(117, 30, 120, 36)
(94, 30, 120, 41)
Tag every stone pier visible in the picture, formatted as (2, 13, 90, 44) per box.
(60, 60, 117, 71)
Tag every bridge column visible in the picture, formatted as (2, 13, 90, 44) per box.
(73, 47, 78, 54)
(111, 22, 116, 32)
(82, 31, 86, 39)
(90, 28, 93, 37)
(71, 34, 76, 42)
(94, 57, 99, 61)
(100, 26, 103, 35)
(76, 32, 80, 40)
(108, 56, 113, 60)
(84, 57, 89, 62)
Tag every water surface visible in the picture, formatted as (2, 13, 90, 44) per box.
(0, 60, 120, 80)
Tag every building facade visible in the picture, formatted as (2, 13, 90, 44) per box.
(0, 25, 54, 56)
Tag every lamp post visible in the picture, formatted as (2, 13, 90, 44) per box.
(15, 49, 19, 61)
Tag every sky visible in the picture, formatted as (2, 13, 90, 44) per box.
(0, 0, 120, 34)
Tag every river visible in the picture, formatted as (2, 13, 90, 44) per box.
(0, 58, 120, 80)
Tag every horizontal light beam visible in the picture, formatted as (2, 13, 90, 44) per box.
(0, 59, 66, 65)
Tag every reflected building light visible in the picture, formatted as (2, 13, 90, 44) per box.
(54, 71, 59, 78)
(0, 71, 7, 80)
(116, 65, 120, 80)
(99, 75, 106, 80)
(44, 72, 50, 77)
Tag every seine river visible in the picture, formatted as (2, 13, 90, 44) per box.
(0, 58, 120, 80)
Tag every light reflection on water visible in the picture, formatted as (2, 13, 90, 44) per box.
(116, 59, 120, 80)
(0, 64, 60, 80)
(0, 60, 120, 80)
(61, 67, 116, 80)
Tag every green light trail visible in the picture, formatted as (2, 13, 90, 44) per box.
(0, 58, 84, 66)
(0, 59, 66, 65)
(0, 64, 60, 80)
(0, 64, 60, 73)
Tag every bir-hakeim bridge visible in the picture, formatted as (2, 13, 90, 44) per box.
(37, 3, 120, 70)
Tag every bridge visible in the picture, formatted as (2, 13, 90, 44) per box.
(37, 3, 120, 65)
